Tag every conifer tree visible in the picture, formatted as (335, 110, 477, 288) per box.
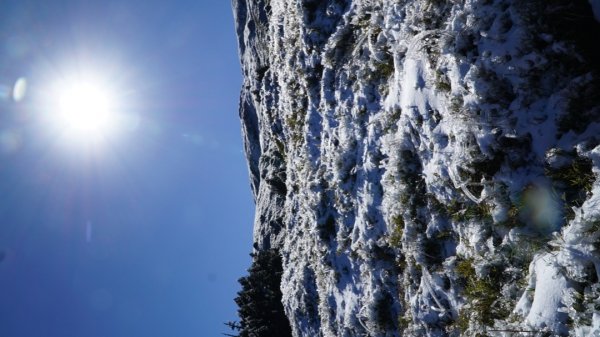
(234, 249, 292, 337)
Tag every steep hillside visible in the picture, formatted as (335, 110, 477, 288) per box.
(233, 0, 600, 336)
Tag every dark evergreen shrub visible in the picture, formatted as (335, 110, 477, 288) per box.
(233, 249, 292, 337)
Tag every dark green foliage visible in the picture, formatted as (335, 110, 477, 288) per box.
(301, 0, 349, 52)
(469, 66, 517, 110)
(371, 244, 397, 264)
(586, 220, 600, 249)
(455, 259, 509, 330)
(285, 109, 306, 144)
(435, 70, 451, 92)
(397, 314, 411, 332)
(234, 249, 293, 337)
(532, 0, 600, 71)
(316, 186, 337, 241)
(224, 321, 243, 336)
(317, 215, 336, 241)
(469, 153, 504, 181)
(499, 201, 525, 229)
(423, 236, 444, 266)
(383, 107, 402, 134)
(518, 0, 600, 135)
(546, 154, 595, 220)
(388, 215, 404, 248)
(547, 155, 594, 194)
(559, 78, 600, 135)
(371, 55, 395, 82)
(448, 200, 492, 223)
(449, 95, 464, 114)
(374, 291, 396, 331)
(398, 150, 427, 221)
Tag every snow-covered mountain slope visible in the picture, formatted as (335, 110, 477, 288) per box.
(233, 0, 600, 335)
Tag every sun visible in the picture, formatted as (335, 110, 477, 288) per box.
(58, 82, 115, 134)
(43, 71, 123, 145)
(35, 61, 139, 152)
(54, 78, 117, 138)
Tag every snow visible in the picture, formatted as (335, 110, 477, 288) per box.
(234, 0, 600, 335)
(522, 254, 568, 333)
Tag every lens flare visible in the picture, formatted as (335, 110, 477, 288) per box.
(522, 185, 562, 234)
(12, 77, 27, 102)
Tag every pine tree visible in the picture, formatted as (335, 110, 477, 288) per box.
(234, 249, 292, 337)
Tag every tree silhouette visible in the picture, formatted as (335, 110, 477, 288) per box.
(233, 249, 292, 337)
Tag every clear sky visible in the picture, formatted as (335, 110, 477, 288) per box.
(0, 1, 254, 336)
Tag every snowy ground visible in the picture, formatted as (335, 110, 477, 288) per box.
(234, 0, 600, 336)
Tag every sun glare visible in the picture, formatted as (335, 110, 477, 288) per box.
(55, 79, 116, 138)
(36, 62, 139, 152)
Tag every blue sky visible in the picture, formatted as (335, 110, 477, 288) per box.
(0, 1, 254, 336)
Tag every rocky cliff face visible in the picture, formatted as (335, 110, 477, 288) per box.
(233, 0, 600, 335)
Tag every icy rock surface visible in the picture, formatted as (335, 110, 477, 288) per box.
(233, 0, 600, 336)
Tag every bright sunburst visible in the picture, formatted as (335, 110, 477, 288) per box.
(35, 60, 140, 152)
(53, 77, 117, 139)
